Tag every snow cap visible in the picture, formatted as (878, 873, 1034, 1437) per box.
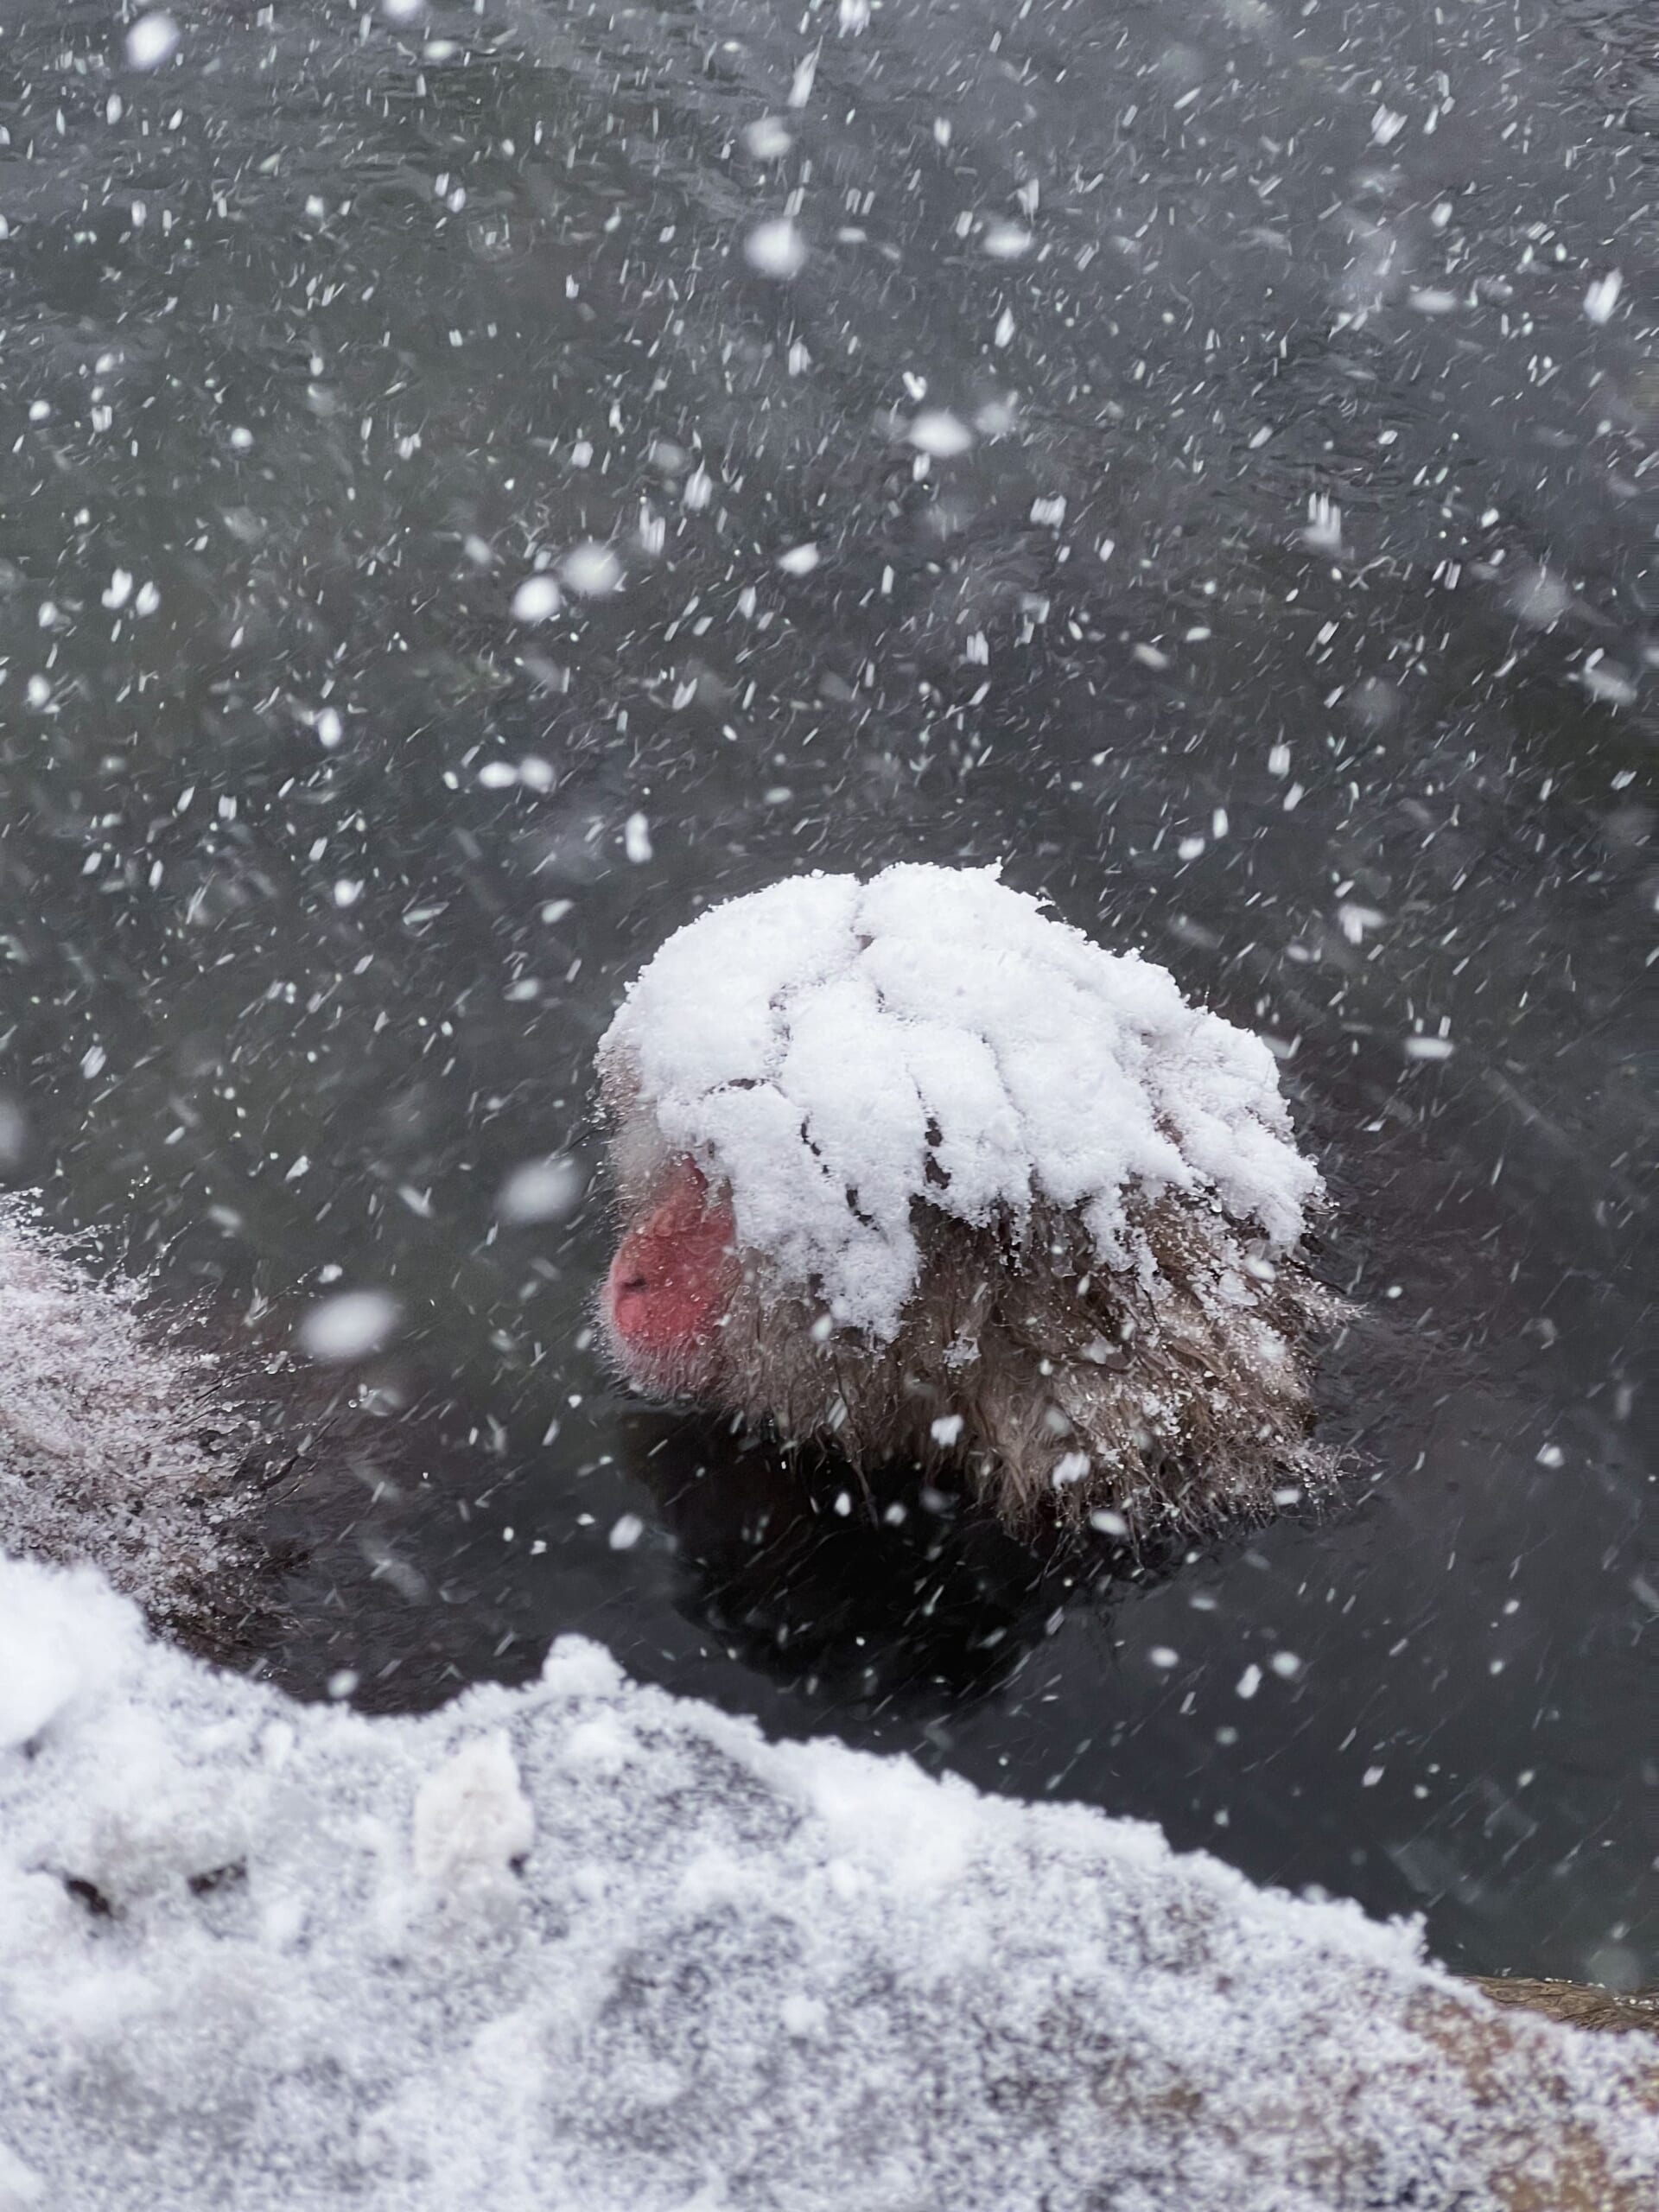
(601, 865, 1319, 1337)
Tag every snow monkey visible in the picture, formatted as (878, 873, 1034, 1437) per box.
(599, 864, 1341, 1547)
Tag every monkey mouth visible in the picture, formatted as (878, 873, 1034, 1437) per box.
(604, 1262, 658, 1344)
(597, 1285, 728, 1403)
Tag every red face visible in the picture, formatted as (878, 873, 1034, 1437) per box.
(601, 1159, 738, 1398)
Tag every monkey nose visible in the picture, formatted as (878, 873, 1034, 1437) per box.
(605, 1250, 653, 1332)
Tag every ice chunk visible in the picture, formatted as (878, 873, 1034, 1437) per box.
(412, 1732, 534, 1887)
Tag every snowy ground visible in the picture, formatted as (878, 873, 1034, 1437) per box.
(2, 1550, 1655, 2212)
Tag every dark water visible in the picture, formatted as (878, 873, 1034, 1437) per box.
(0, 0, 1653, 1984)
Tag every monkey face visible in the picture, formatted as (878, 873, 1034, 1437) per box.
(600, 1158, 741, 1400)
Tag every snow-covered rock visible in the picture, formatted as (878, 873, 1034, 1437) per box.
(0, 1553, 1652, 2212)
(0, 1205, 251, 1630)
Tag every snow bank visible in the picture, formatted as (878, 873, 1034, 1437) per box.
(1, 1553, 1653, 2212)
(0, 1205, 250, 1627)
(601, 865, 1319, 1337)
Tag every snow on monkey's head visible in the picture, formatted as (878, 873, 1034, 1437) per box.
(597, 864, 1334, 1540)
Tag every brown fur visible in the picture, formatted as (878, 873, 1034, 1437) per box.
(600, 1078, 1343, 1545)
(700, 1196, 1336, 1544)
(721, 1196, 1338, 1542)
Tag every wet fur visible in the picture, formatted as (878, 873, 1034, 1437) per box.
(715, 1196, 1340, 1544)
(601, 1077, 1343, 1547)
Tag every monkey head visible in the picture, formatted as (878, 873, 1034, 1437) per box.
(596, 864, 1337, 1542)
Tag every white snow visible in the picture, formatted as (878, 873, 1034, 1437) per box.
(410, 1731, 535, 1887)
(743, 217, 808, 279)
(1302, 494, 1344, 554)
(1, 1551, 1653, 2211)
(1583, 270, 1622, 325)
(601, 865, 1321, 1338)
(511, 574, 563, 624)
(495, 1156, 584, 1225)
(0, 1205, 241, 1615)
(786, 53, 818, 111)
(558, 542, 622, 598)
(124, 12, 180, 71)
(906, 410, 975, 458)
(295, 1288, 401, 1362)
(742, 117, 793, 162)
(981, 222, 1033, 259)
